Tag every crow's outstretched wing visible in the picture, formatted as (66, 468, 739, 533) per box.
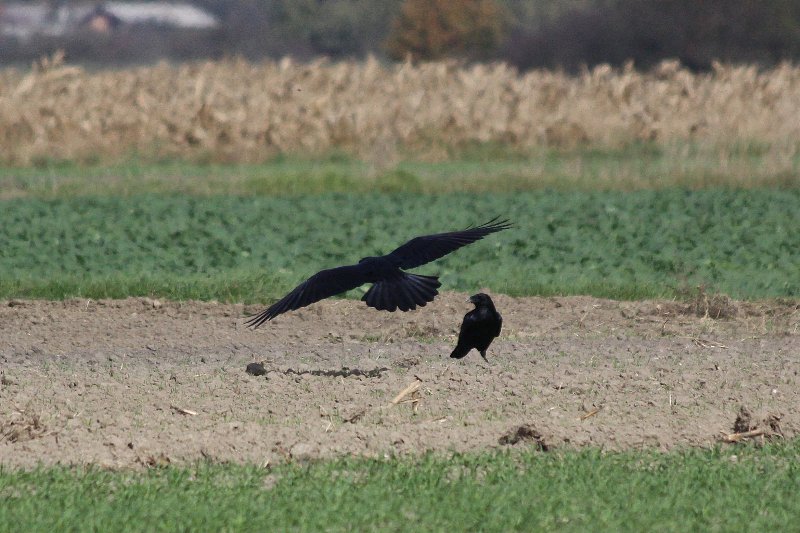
(385, 217, 512, 270)
(245, 264, 369, 328)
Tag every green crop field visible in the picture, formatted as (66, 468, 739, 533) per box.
(1, 189, 798, 302)
(2, 149, 799, 533)
(2, 443, 799, 532)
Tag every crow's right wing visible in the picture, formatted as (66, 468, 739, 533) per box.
(385, 217, 512, 270)
(245, 264, 369, 328)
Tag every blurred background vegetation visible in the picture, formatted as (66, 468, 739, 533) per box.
(2, 0, 800, 70)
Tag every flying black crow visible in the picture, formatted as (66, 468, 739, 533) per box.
(245, 218, 511, 328)
(450, 293, 502, 363)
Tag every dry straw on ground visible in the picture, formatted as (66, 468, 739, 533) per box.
(1, 55, 800, 165)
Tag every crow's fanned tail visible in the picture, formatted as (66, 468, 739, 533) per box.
(361, 273, 440, 312)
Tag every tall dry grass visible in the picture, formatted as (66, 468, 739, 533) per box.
(1, 55, 799, 165)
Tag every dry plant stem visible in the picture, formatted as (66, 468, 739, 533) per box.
(721, 428, 767, 443)
(683, 337, 728, 349)
(390, 379, 422, 406)
(321, 379, 424, 430)
(580, 407, 602, 420)
(170, 406, 198, 416)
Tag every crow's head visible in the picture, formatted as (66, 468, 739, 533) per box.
(469, 293, 493, 306)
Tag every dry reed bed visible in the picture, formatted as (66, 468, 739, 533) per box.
(1, 57, 799, 165)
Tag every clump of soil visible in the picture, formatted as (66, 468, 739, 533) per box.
(733, 405, 753, 433)
(725, 405, 784, 443)
(1, 409, 49, 444)
(686, 286, 738, 319)
(499, 425, 549, 451)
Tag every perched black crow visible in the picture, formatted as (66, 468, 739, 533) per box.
(245, 218, 511, 328)
(450, 293, 502, 364)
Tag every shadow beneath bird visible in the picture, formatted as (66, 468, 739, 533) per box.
(280, 366, 390, 379)
(450, 293, 503, 364)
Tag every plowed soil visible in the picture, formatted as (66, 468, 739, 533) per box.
(1, 294, 798, 468)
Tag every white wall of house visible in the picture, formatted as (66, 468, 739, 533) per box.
(0, 1, 218, 39)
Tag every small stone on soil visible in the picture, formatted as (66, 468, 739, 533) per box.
(246, 362, 267, 376)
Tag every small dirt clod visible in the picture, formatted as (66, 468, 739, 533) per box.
(733, 406, 753, 433)
(499, 425, 549, 451)
(246, 362, 267, 376)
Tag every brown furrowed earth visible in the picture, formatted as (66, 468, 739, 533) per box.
(1, 293, 798, 468)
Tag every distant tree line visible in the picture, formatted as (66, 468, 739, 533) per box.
(501, 0, 800, 71)
(2, 0, 800, 70)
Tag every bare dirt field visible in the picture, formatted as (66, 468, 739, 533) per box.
(1, 293, 798, 468)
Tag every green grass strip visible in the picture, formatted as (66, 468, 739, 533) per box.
(1, 443, 799, 532)
(1, 143, 798, 200)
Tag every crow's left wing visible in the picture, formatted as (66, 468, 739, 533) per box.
(245, 263, 369, 328)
